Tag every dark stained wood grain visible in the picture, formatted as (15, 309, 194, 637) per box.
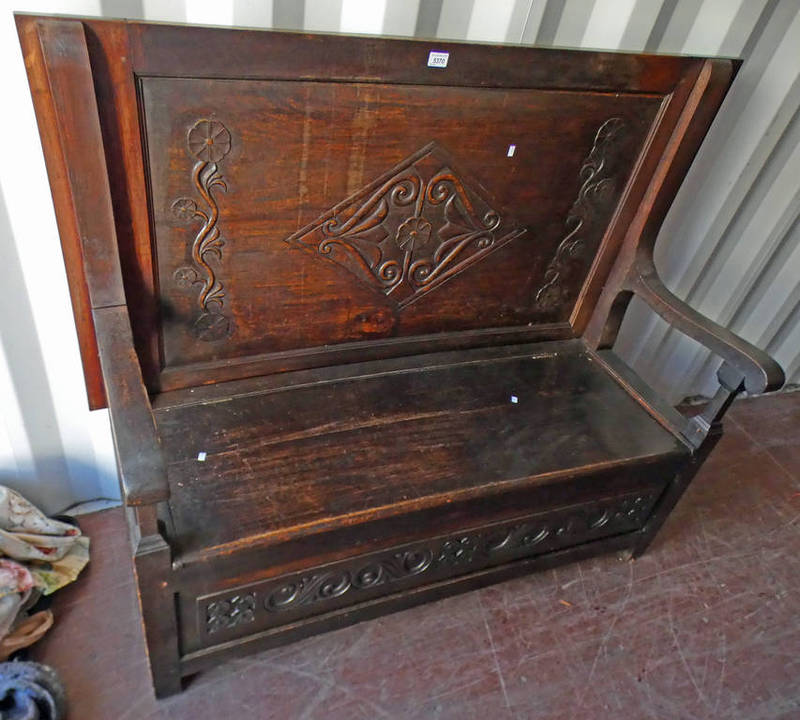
(29, 397, 800, 718)
(83, 21, 164, 393)
(17, 14, 784, 699)
(583, 59, 783, 399)
(155, 323, 575, 392)
(15, 16, 168, 505)
(156, 342, 683, 561)
(569, 60, 704, 335)
(93, 306, 168, 506)
(128, 21, 692, 91)
(631, 426, 721, 558)
(140, 76, 656, 383)
(151, 339, 581, 410)
(628, 261, 783, 394)
(29, 21, 125, 311)
(15, 16, 116, 408)
(129, 505, 183, 698)
(179, 530, 640, 678)
(181, 494, 662, 657)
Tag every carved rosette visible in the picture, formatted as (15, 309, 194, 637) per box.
(535, 117, 626, 311)
(200, 490, 659, 636)
(286, 142, 527, 308)
(206, 592, 256, 634)
(171, 118, 234, 342)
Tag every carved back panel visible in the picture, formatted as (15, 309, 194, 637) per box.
(143, 78, 656, 371)
(39, 19, 728, 397)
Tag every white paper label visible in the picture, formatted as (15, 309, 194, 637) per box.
(427, 51, 449, 68)
(507, 144, 516, 157)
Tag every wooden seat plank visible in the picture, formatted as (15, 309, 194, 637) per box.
(156, 344, 684, 557)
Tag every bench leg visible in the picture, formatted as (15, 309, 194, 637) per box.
(631, 431, 722, 558)
(133, 535, 183, 699)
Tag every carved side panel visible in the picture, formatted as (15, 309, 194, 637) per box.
(171, 118, 234, 342)
(196, 489, 661, 643)
(535, 117, 626, 310)
(286, 142, 527, 308)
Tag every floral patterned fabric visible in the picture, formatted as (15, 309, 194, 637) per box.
(0, 487, 90, 654)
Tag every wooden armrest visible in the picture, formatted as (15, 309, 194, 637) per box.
(92, 306, 169, 506)
(19, 17, 168, 505)
(628, 257, 784, 395)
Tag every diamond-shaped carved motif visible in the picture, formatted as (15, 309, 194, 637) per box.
(285, 142, 527, 308)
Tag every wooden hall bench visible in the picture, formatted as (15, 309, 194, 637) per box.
(17, 15, 784, 698)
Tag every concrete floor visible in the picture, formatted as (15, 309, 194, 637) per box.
(30, 392, 800, 719)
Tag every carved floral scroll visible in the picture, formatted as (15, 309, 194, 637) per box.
(200, 491, 658, 636)
(535, 117, 626, 310)
(286, 142, 527, 308)
(171, 118, 233, 341)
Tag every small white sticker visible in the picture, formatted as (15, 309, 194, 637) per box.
(507, 144, 516, 157)
(197, 452, 207, 462)
(427, 51, 449, 68)
(510, 395, 519, 404)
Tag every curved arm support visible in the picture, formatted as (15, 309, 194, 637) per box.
(628, 257, 784, 395)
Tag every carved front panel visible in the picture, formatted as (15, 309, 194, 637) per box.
(193, 489, 662, 647)
(141, 78, 662, 374)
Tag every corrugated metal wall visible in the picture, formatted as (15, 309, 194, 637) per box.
(2, 0, 799, 510)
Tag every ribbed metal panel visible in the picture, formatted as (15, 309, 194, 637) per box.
(2, 0, 798, 509)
